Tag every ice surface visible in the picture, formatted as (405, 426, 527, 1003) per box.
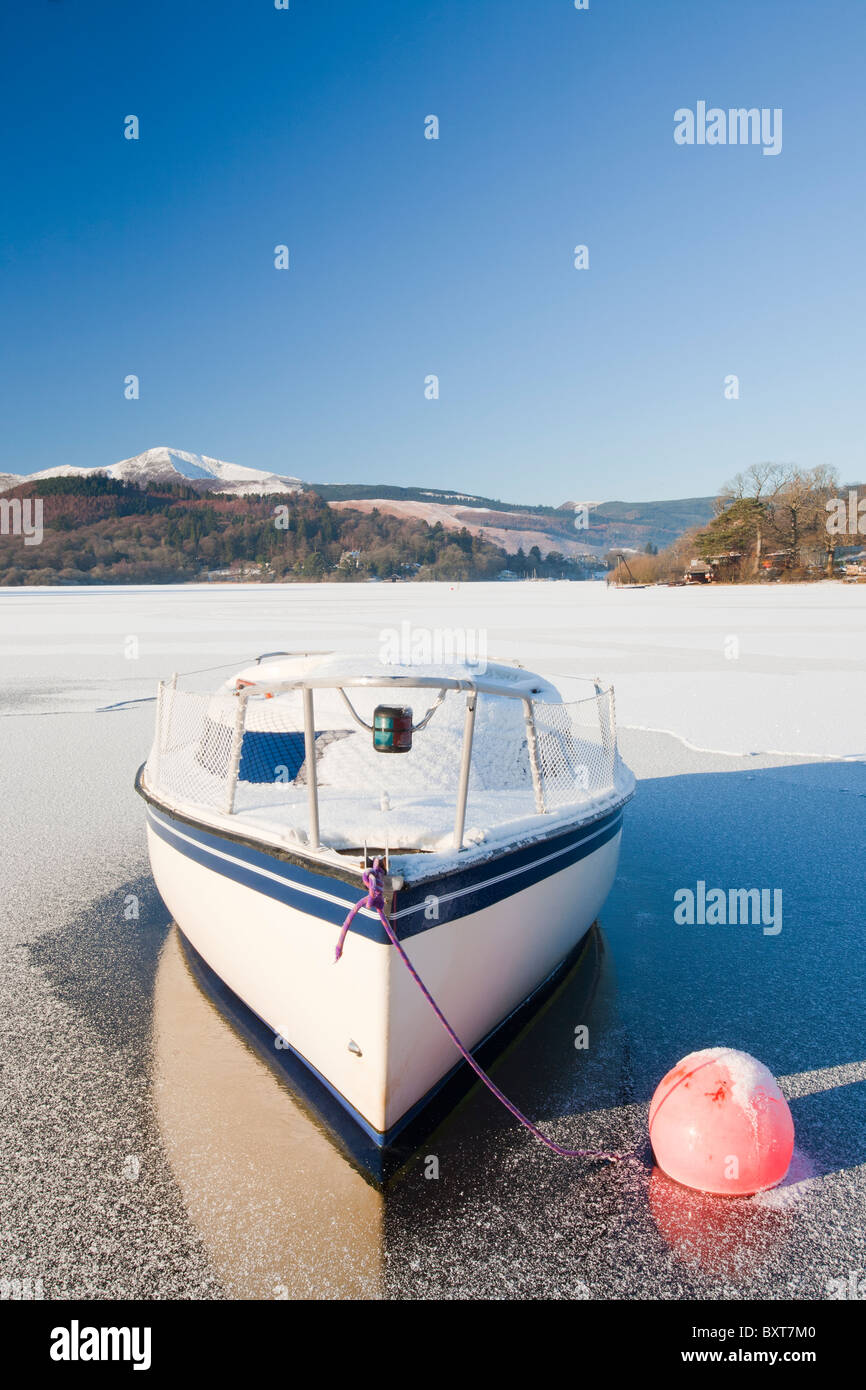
(1, 581, 865, 1300)
(3, 579, 862, 757)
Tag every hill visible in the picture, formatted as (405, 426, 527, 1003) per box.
(0, 476, 591, 585)
(319, 486, 715, 557)
(0, 447, 719, 581)
(0, 446, 303, 498)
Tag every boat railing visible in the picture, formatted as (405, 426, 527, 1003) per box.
(144, 672, 621, 854)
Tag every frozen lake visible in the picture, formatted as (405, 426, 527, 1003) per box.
(1, 582, 864, 1298)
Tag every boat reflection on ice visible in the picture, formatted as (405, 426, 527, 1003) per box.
(151, 918, 617, 1298)
(152, 928, 384, 1300)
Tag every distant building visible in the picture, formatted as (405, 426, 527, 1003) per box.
(206, 562, 269, 581)
(685, 559, 712, 584)
(759, 550, 795, 578)
(685, 552, 744, 583)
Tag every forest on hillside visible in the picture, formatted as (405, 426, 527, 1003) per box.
(0, 477, 598, 585)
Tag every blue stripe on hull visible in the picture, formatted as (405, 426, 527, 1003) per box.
(146, 802, 623, 943)
(393, 812, 623, 937)
(147, 805, 369, 929)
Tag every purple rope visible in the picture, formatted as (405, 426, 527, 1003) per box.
(335, 859, 633, 1163)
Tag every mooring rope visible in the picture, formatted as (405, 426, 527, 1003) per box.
(335, 858, 634, 1163)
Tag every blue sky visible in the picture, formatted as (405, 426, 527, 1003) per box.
(1, 0, 863, 503)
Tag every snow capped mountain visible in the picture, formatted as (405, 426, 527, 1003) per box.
(107, 447, 305, 494)
(0, 447, 304, 496)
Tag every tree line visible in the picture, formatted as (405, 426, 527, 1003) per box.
(0, 478, 599, 585)
(609, 465, 861, 585)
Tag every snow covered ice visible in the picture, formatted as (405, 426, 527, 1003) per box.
(1, 581, 864, 1299)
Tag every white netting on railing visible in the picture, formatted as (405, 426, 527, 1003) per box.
(532, 689, 617, 811)
(143, 680, 620, 841)
(147, 686, 235, 810)
(147, 683, 317, 813)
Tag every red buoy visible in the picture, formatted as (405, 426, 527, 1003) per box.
(649, 1048, 794, 1196)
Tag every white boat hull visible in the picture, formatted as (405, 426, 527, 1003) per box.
(144, 800, 625, 1144)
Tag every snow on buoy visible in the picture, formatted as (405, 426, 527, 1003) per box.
(649, 1048, 794, 1196)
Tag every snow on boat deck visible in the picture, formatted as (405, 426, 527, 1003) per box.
(1, 583, 864, 1299)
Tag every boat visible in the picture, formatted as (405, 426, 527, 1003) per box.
(136, 652, 635, 1180)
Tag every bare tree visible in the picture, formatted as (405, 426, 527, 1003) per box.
(718, 463, 787, 571)
(770, 465, 839, 569)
